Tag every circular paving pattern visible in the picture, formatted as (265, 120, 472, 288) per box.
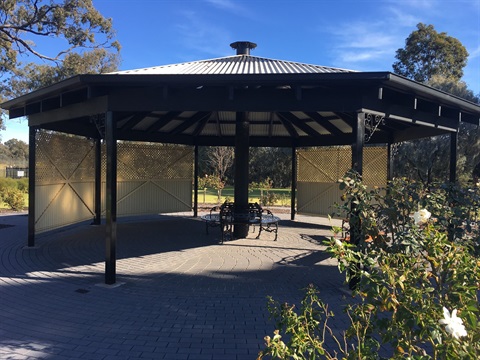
(0, 212, 350, 360)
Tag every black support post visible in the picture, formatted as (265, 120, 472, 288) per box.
(352, 112, 365, 176)
(27, 126, 37, 247)
(234, 111, 250, 238)
(449, 131, 458, 183)
(291, 146, 297, 221)
(349, 112, 366, 290)
(194, 145, 199, 217)
(105, 111, 117, 285)
(387, 142, 394, 182)
(94, 138, 102, 225)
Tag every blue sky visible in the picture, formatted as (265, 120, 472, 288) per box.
(2, 0, 479, 143)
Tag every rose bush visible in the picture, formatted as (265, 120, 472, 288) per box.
(260, 172, 480, 359)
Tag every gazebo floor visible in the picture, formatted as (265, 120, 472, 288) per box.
(0, 211, 363, 360)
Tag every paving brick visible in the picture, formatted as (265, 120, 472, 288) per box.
(0, 213, 351, 360)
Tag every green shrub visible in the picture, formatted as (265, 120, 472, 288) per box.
(260, 172, 480, 359)
(3, 188, 26, 211)
(17, 178, 29, 192)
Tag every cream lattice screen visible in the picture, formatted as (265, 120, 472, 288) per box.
(34, 131, 96, 233)
(297, 146, 387, 216)
(34, 131, 193, 233)
(103, 142, 193, 216)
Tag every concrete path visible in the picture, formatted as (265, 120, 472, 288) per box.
(0, 211, 351, 360)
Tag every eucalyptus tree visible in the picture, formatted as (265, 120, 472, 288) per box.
(393, 23, 468, 83)
(0, 0, 120, 129)
(392, 24, 478, 184)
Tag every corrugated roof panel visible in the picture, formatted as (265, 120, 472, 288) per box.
(291, 124, 308, 137)
(271, 124, 291, 137)
(132, 117, 158, 131)
(291, 111, 310, 120)
(330, 119, 352, 133)
(111, 55, 356, 76)
(308, 121, 330, 135)
(159, 119, 182, 133)
(221, 123, 235, 137)
(199, 123, 218, 136)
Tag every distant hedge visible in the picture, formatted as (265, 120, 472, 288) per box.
(0, 178, 28, 211)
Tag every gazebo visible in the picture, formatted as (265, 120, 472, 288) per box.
(2, 41, 480, 285)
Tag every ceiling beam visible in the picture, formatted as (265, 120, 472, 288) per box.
(276, 112, 299, 138)
(169, 111, 211, 135)
(305, 112, 344, 137)
(146, 111, 183, 133)
(277, 112, 323, 140)
(120, 111, 152, 130)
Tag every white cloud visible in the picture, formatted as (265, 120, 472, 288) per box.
(469, 44, 480, 60)
(385, 6, 421, 27)
(205, 0, 239, 11)
(323, 2, 432, 69)
(175, 11, 233, 57)
(203, 0, 255, 19)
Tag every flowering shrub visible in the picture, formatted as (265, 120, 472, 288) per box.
(260, 172, 480, 359)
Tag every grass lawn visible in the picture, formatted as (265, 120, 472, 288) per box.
(0, 187, 291, 211)
(196, 187, 292, 206)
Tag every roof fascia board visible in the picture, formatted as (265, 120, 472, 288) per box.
(1, 75, 87, 109)
(28, 96, 108, 126)
(385, 73, 480, 114)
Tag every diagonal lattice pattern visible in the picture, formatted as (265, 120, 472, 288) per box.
(36, 131, 96, 184)
(102, 142, 193, 181)
(297, 146, 387, 185)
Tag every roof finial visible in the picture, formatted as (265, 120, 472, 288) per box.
(230, 41, 257, 55)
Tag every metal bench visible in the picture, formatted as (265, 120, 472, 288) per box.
(201, 202, 279, 243)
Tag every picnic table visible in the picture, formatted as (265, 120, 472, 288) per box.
(201, 202, 280, 243)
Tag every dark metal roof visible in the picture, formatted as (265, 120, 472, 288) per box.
(2, 50, 479, 148)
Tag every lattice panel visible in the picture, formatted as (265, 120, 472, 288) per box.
(297, 146, 387, 216)
(102, 142, 193, 181)
(297, 146, 351, 183)
(36, 130, 96, 184)
(34, 130, 96, 233)
(297, 146, 387, 185)
(363, 147, 388, 186)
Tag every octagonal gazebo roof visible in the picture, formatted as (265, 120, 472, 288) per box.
(3, 42, 479, 147)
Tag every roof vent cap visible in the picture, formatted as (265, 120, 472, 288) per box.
(230, 41, 257, 55)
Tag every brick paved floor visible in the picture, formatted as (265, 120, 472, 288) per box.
(0, 212, 351, 360)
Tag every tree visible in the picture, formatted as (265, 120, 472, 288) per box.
(0, 0, 119, 74)
(394, 136, 450, 184)
(392, 24, 479, 184)
(249, 147, 291, 188)
(0, 0, 120, 130)
(5, 138, 28, 162)
(204, 146, 234, 201)
(393, 23, 468, 83)
(4, 48, 119, 98)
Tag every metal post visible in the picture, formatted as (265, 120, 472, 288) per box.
(387, 141, 394, 182)
(194, 145, 199, 217)
(27, 126, 37, 247)
(449, 131, 458, 183)
(94, 138, 102, 225)
(291, 146, 297, 220)
(349, 111, 366, 290)
(352, 112, 365, 176)
(105, 111, 117, 285)
(234, 111, 249, 238)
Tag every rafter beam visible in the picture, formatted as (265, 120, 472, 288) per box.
(305, 112, 344, 136)
(120, 112, 151, 130)
(169, 111, 211, 135)
(276, 112, 299, 138)
(278, 112, 323, 140)
(146, 111, 183, 133)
